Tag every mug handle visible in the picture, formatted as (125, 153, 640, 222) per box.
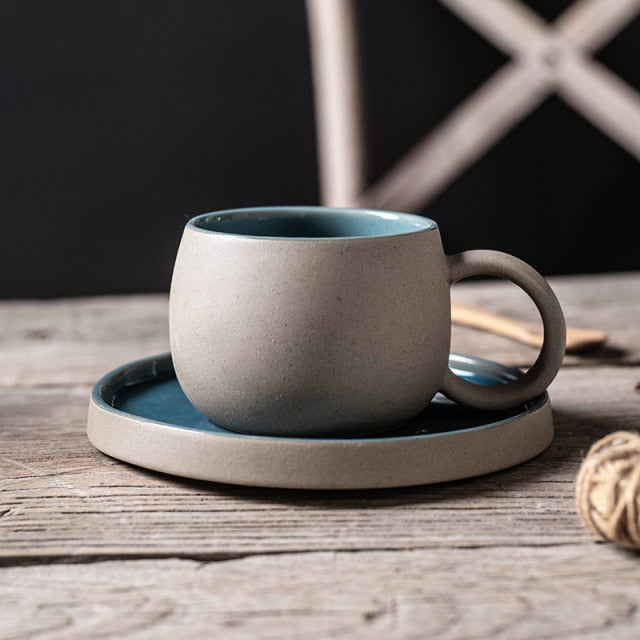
(441, 250, 566, 410)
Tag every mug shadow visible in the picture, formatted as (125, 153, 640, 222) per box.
(128, 463, 530, 508)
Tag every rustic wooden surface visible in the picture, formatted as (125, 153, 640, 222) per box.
(2, 273, 640, 639)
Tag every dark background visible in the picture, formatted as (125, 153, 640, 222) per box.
(2, 0, 639, 298)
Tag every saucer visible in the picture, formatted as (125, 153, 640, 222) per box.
(87, 354, 553, 489)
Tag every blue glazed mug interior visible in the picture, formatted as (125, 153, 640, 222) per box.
(189, 206, 436, 239)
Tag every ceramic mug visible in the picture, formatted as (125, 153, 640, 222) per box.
(169, 206, 565, 437)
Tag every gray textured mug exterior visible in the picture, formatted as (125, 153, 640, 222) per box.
(169, 207, 566, 437)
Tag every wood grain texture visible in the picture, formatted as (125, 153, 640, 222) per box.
(0, 294, 170, 386)
(1, 366, 638, 560)
(2, 547, 640, 640)
(1, 274, 640, 639)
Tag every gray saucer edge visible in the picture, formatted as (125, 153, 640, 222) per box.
(87, 355, 553, 490)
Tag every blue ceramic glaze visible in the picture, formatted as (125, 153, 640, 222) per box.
(94, 354, 545, 442)
(189, 206, 436, 239)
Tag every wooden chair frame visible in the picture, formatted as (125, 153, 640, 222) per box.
(306, 0, 640, 211)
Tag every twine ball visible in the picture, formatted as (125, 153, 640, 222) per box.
(576, 431, 640, 548)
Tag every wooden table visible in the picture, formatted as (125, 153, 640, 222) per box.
(2, 272, 640, 639)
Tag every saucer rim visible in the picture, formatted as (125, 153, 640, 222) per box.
(87, 353, 553, 489)
(91, 353, 546, 443)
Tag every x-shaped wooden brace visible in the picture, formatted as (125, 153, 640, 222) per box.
(307, 0, 640, 211)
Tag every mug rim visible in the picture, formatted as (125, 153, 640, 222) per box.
(187, 206, 437, 241)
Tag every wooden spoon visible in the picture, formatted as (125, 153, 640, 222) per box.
(451, 301, 607, 354)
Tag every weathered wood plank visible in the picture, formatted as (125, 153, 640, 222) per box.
(0, 294, 170, 386)
(1, 365, 638, 560)
(1, 274, 638, 387)
(1, 276, 639, 639)
(2, 545, 640, 640)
